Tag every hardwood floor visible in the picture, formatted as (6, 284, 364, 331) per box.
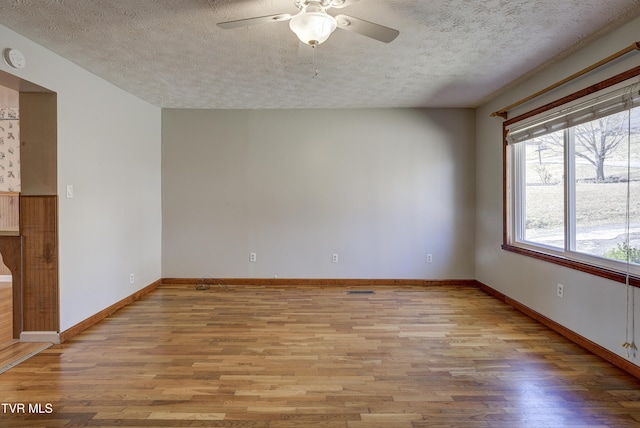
(1, 283, 640, 427)
(0, 341, 52, 374)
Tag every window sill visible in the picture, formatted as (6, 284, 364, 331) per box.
(501, 243, 640, 287)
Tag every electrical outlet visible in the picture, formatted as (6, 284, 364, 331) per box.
(332, 253, 339, 263)
(427, 254, 433, 263)
(557, 283, 564, 298)
(250, 252, 256, 262)
(130, 273, 135, 284)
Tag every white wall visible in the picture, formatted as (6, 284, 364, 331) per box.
(0, 24, 162, 332)
(476, 16, 640, 366)
(162, 108, 476, 280)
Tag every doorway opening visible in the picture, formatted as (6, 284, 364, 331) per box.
(0, 84, 19, 347)
(0, 70, 59, 344)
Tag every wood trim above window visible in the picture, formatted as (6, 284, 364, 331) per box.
(504, 65, 640, 127)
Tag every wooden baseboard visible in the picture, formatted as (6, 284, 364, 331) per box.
(474, 280, 640, 379)
(161, 278, 477, 287)
(59, 279, 161, 343)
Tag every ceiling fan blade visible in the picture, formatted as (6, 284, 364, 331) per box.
(334, 14, 399, 43)
(217, 13, 292, 30)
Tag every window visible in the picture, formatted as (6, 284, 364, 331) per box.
(504, 76, 640, 281)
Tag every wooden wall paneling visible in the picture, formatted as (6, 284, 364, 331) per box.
(19, 195, 58, 332)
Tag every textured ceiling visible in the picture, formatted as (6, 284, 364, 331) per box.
(0, 0, 639, 109)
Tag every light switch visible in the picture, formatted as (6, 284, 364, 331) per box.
(66, 184, 74, 199)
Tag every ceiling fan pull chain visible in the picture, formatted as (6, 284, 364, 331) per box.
(312, 45, 318, 78)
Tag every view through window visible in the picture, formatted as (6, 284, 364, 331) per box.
(507, 80, 640, 271)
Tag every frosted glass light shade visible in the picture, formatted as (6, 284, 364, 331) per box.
(289, 6, 337, 46)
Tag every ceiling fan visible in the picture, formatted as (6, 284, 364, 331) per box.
(217, 0, 399, 47)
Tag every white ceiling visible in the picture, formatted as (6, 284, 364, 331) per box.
(0, 0, 639, 109)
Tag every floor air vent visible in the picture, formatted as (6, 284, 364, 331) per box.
(347, 290, 375, 295)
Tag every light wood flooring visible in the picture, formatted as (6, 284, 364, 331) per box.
(0, 341, 52, 374)
(0, 281, 12, 345)
(2, 283, 640, 427)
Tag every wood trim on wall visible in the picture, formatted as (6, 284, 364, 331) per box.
(474, 280, 640, 379)
(503, 64, 640, 126)
(502, 244, 640, 287)
(59, 279, 162, 343)
(162, 278, 478, 287)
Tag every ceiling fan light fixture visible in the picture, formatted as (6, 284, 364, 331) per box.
(289, 3, 337, 46)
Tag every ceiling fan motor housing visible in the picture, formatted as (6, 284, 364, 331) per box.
(294, 0, 336, 10)
(289, 1, 338, 46)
